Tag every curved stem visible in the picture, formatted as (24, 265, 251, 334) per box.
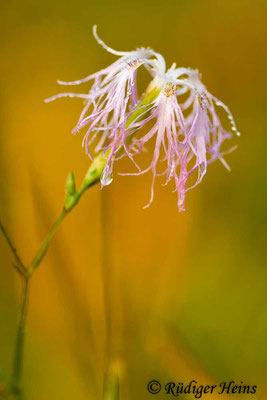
(10, 278, 30, 399)
(3, 163, 103, 399)
(26, 209, 68, 277)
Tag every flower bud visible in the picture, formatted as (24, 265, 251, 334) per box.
(64, 172, 77, 210)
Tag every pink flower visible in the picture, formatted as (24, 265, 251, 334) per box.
(46, 27, 239, 211)
(123, 67, 239, 210)
(46, 26, 163, 181)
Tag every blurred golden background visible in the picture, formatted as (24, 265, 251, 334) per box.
(1, 0, 267, 398)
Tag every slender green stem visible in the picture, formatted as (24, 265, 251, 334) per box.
(26, 209, 68, 277)
(0, 161, 104, 399)
(10, 278, 30, 399)
(2, 163, 103, 399)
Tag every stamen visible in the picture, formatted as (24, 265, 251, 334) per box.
(163, 82, 176, 97)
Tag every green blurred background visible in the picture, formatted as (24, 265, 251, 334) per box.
(1, 0, 267, 398)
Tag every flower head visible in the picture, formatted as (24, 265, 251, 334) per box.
(46, 27, 239, 211)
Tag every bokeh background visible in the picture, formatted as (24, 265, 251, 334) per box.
(1, 0, 267, 398)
